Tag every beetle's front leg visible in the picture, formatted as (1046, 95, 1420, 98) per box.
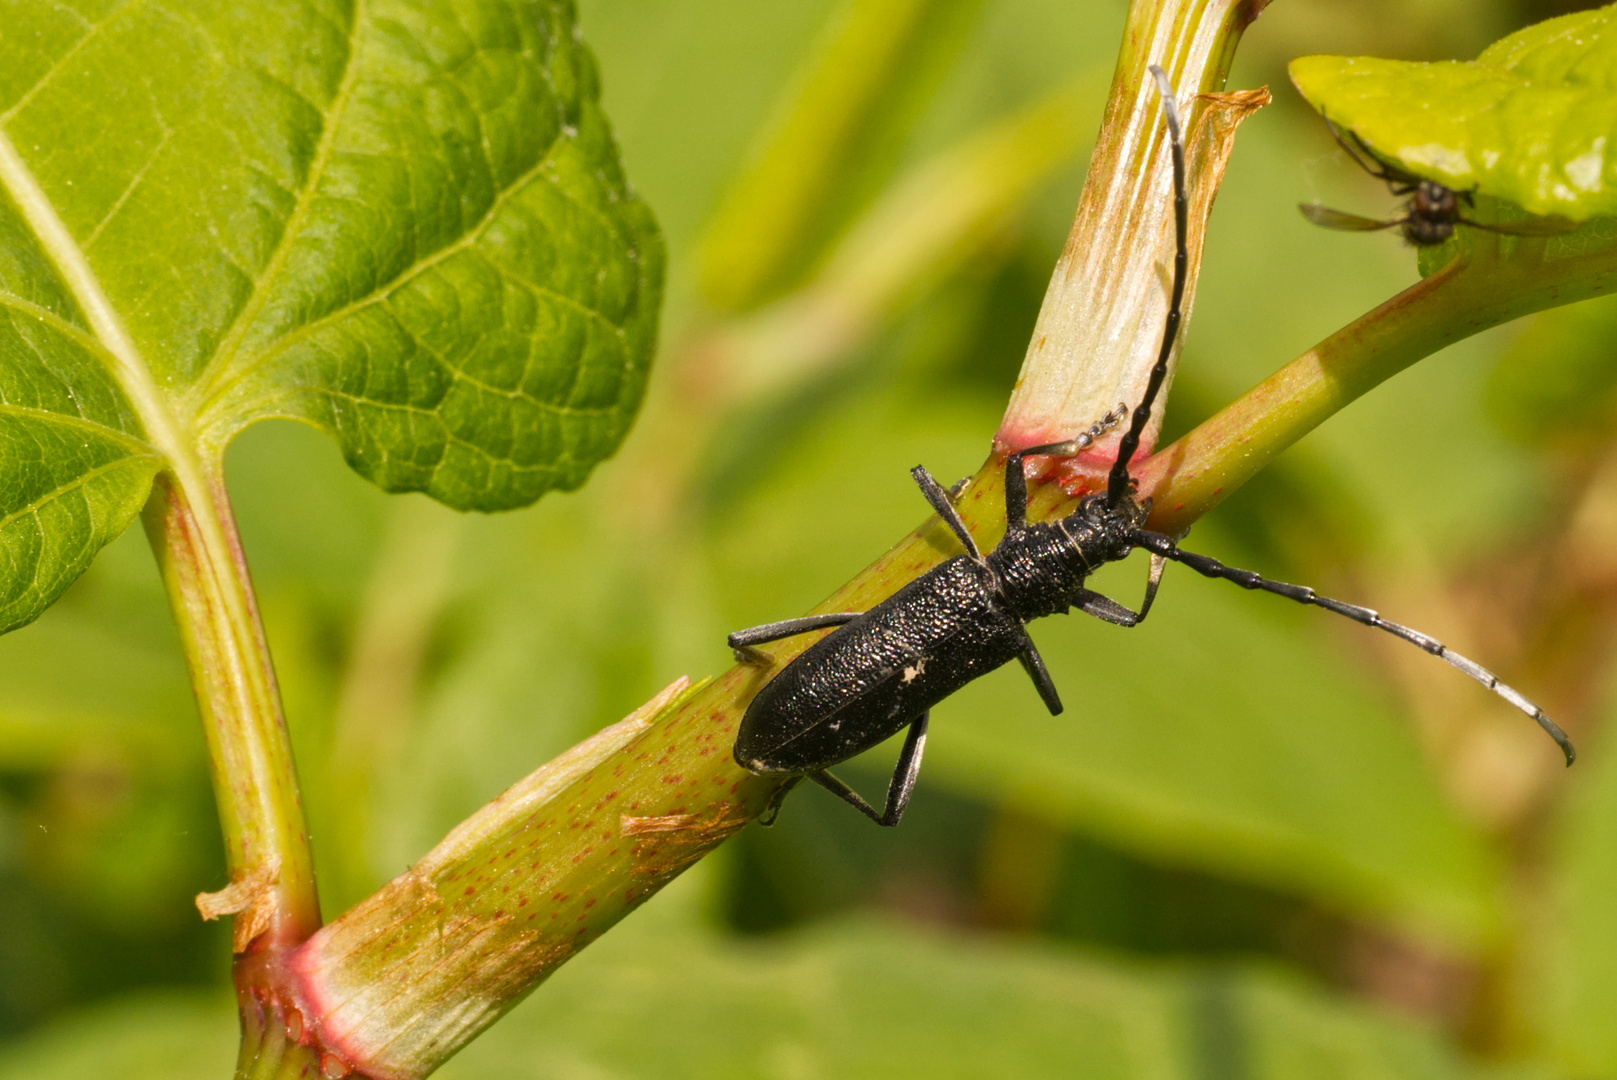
(728, 613, 861, 664)
(1074, 553, 1166, 628)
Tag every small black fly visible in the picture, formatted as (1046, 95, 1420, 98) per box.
(1300, 120, 1573, 246)
(729, 68, 1575, 828)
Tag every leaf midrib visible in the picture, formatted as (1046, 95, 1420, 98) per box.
(0, 126, 187, 473)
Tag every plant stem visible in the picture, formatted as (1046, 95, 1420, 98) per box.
(1134, 230, 1617, 534)
(143, 465, 320, 949)
(0, 121, 320, 953)
(286, 211, 1617, 1078)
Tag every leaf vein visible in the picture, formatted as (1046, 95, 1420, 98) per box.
(0, 454, 157, 537)
(83, 126, 173, 250)
(0, 401, 154, 455)
(192, 0, 368, 399)
(191, 134, 622, 426)
(0, 0, 147, 126)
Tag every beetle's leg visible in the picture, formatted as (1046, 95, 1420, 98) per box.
(1074, 587, 1147, 627)
(911, 466, 982, 560)
(1130, 529, 1576, 766)
(1004, 453, 1031, 530)
(728, 613, 860, 664)
(1140, 551, 1166, 620)
(757, 776, 803, 827)
(808, 711, 930, 827)
(1016, 635, 1064, 715)
(1071, 551, 1166, 630)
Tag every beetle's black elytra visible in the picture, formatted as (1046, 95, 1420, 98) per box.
(729, 68, 1574, 829)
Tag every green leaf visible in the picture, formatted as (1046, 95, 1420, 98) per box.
(0, 925, 1515, 1080)
(0, 0, 662, 627)
(0, 297, 158, 634)
(445, 921, 1511, 1080)
(1290, 4, 1617, 219)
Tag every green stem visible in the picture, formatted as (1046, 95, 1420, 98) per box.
(1135, 230, 1617, 533)
(0, 123, 320, 951)
(142, 465, 320, 948)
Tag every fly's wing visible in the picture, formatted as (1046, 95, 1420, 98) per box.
(735, 559, 1023, 775)
(1299, 203, 1399, 232)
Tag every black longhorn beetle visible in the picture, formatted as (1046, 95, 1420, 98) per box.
(728, 67, 1575, 829)
(1299, 119, 1574, 247)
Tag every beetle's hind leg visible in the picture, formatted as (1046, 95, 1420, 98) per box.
(728, 613, 860, 664)
(807, 711, 930, 827)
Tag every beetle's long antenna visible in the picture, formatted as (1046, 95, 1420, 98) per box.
(1108, 65, 1189, 509)
(1130, 531, 1576, 766)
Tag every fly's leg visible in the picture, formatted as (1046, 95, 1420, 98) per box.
(728, 613, 860, 665)
(807, 711, 930, 827)
(1131, 529, 1576, 766)
(1326, 119, 1410, 186)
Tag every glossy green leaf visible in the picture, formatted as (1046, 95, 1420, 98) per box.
(0, 0, 661, 630)
(1290, 4, 1617, 219)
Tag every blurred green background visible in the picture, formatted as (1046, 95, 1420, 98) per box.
(2, 0, 1615, 1076)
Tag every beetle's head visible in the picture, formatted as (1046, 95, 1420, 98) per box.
(1073, 491, 1147, 561)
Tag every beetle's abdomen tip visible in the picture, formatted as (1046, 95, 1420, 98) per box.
(732, 730, 780, 775)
